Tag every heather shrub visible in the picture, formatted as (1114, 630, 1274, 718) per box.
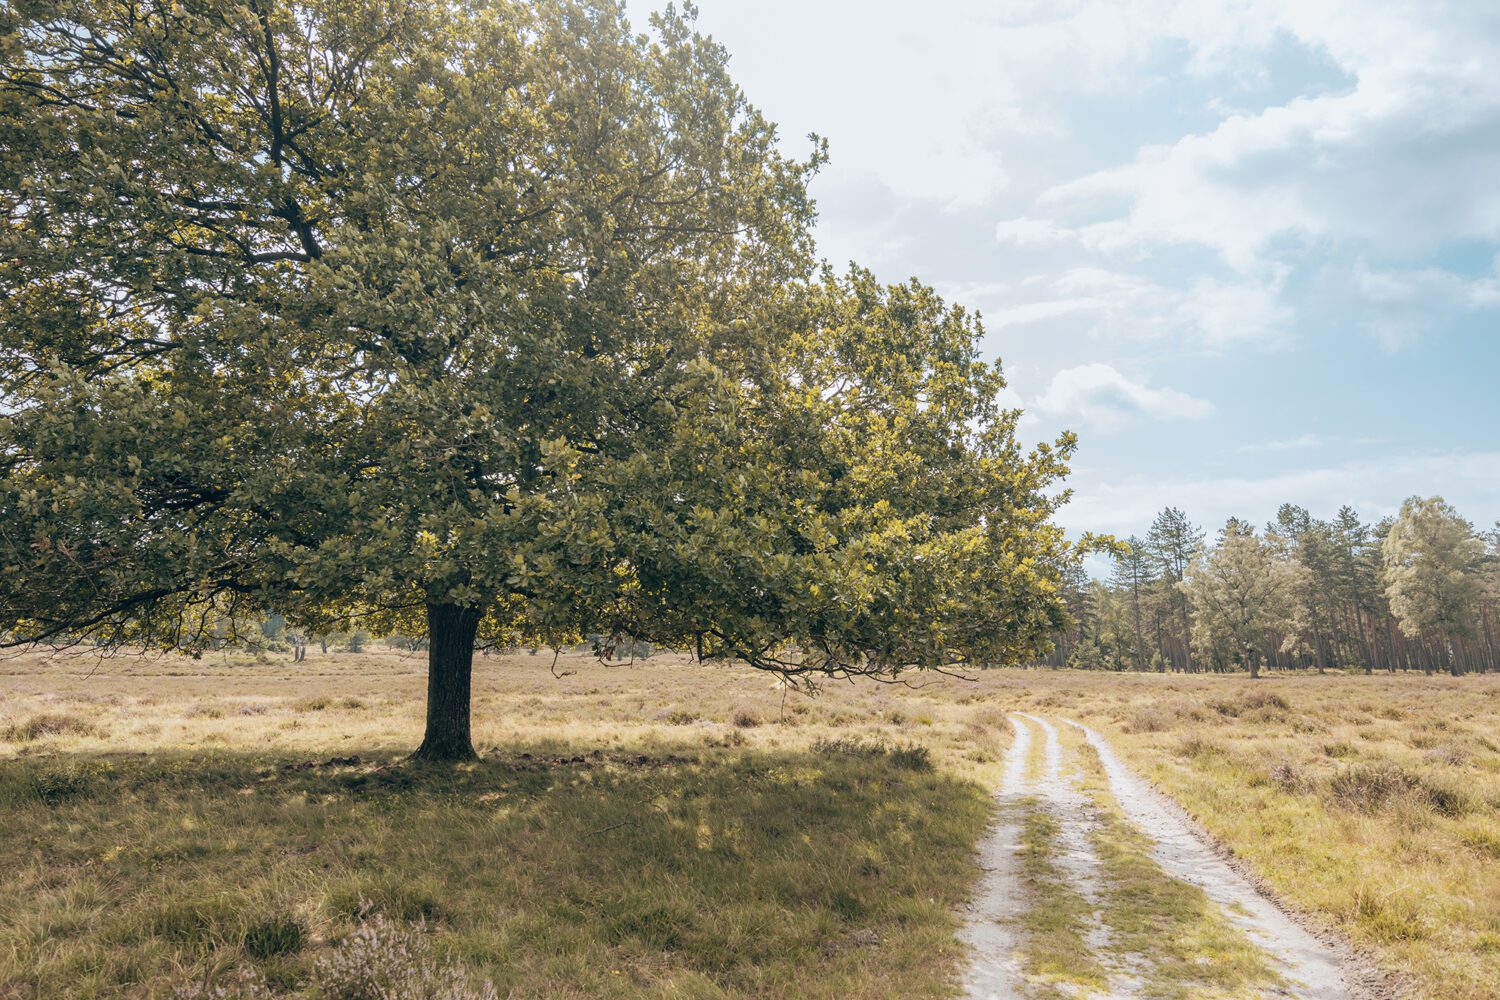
(2, 712, 94, 742)
(813, 736, 885, 759)
(888, 743, 935, 772)
(315, 910, 498, 1000)
(1329, 763, 1472, 816)
(173, 967, 275, 1000)
(1423, 743, 1471, 767)
(18, 761, 107, 805)
(1329, 763, 1418, 812)
(1174, 735, 1222, 759)
(812, 737, 933, 772)
(1123, 707, 1171, 733)
(1123, 698, 1204, 733)
(1210, 689, 1290, 719)
(1266, 759, 1304, 792)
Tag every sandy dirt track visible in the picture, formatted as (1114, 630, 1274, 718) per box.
(961, 714, 1369, 1000)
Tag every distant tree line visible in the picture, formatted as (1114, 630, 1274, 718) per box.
(1041, 498, 1500, 676)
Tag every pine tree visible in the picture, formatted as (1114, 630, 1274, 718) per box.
(1146, 507, 1205, 672)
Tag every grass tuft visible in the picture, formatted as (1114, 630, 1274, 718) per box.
(811, 737, 933, 772)
(1328, 763, 1472, 816)
(3, 712, 95, 742)
(241, 915, 305, 959)
(729, 706, 761, 728)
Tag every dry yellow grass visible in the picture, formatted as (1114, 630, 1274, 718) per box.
(0, 648, 1005, 999)
(0, 646, 1015, 782)
(4, 650, 1498, 997)
(1009, 670, 1500, 1000)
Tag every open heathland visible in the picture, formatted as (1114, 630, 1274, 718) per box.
(3, 650, 1497, 997)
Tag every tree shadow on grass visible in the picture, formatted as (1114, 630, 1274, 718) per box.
(0, 743, 712, 805)
(0, 741, 988, 999)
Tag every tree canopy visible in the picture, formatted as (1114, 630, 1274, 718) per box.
(1052, 499, 1499, 677)
(0, 0, 1085, 758)
(1383, 496, 1484, 672)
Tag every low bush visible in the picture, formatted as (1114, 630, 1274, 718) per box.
(812, 737, 933, 772)
(1174, 735, 1222, 759)
(1210, 689, 1290, 719)
(174, 911, 496, 999)
(1266, 759, 1304, 792)
(1240, 689, 1291, 713)
(1423, 743, 1471, 767)
(1328, 763, 1471, 816)
(173, 967, 275, 1000)
(316, 910, 497, 1000)
(2, 712, 95, 742)
(2, 761, 109, 805)
(888, 744, 934, 772)
(1123, 707, 1171, 733)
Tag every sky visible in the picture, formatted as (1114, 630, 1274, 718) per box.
(625, 0, 1500, 542)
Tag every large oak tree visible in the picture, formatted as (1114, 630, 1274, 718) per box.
(1, 0, 1083, 759)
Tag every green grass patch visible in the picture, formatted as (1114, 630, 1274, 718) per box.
(0, 745, 988, 998)
(1011, 796, 1110, 996)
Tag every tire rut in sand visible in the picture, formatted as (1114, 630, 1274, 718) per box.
(1062, 717, 1357, 1000)
(960, 716, 1031, 999)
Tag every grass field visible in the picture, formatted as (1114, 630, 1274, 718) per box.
(1, 649, 1005, 999)
(3, 649, 1498, 997)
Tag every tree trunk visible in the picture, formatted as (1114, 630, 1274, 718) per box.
(1355, 606, 1372, 674)
(413, 602, 484, 761)
(1179, 604, 1195, 674)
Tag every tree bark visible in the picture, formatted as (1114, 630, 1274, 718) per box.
(413, 601, 484, 761)
(1179, 604, 1195, 674)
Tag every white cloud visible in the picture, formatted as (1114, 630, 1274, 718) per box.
(985, 267, 1289, 346)
(1033, 364, 1214, 432)
(1354, 260, 1500, 348)
(1182, 269, 1292, 347)
(984, 298, 1097, 329)
(631, 0, 1500, 520)
(995, 217, 1077, 247)
(1038, 2, 1500, 270)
